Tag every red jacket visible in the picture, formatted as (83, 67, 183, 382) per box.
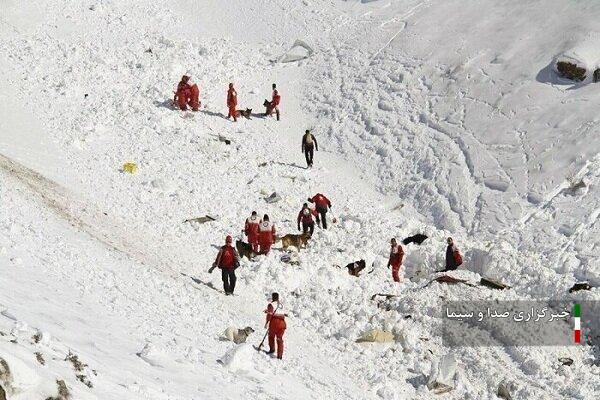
(297, 207, 315, 225)
(388, 244, 404, 267)
(258, 221, 276, 245)
(310, 194, 331, 210)
(244, 215, 261, 237)
(265, 301, 285, 325)
(214, 245, 239, 269)
(272, 93, 281, 107)
(227, 88, 237, 108)
(174, 81, 191, 101)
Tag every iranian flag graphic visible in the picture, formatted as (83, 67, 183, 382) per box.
(573, 303, 581, 344)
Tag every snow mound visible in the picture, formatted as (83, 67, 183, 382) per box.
(279, 40, 314, 63)
(555, 32, 600, 82)
(217, 344, 256, 372)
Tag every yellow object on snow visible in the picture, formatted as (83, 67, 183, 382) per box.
(122, 162, 138, 174)
(356, 329, 395, 343)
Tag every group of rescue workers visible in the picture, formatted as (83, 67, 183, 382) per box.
(173, 75, 281, 121)
(173, 75, 463, 360)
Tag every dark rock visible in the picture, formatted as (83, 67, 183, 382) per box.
(402, 234, 428, 245)
(556, 61, 586, 81)
(480, 277, 510, 290)
(35, 352, 46, 365)
(497, 380, 513, 400)
(559, 357, 574, 366)
(569, 282, 592, 293)
(183, 215, 217, 224)
(370, 293, 398, 300)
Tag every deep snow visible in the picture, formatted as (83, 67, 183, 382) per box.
(1, 0, 599, 399)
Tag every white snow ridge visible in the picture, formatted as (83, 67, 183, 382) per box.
(1, 0, 599, 399)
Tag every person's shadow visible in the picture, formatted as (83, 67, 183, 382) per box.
(250, 112, 267, 119)
(271, 161, 306, 169)
(201, 109, 226, 118)
(154, 99, 176, 110)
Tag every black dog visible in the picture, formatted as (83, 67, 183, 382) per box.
(402, 234, 428, 246)
(236, 240, 256, 260)
(345, 260, 366, 277)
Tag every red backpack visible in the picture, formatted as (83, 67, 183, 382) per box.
(453, 250, 463, 267)
(220, 246, 235, 268)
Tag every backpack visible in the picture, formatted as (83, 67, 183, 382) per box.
(453, 250, 463, 267)
(220, 246, 235, 268)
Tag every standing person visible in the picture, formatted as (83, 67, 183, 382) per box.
(264, 83, 281, 120)
(301, 130, 318, 168)
(444, 237, 462, 271)
(264, 292, 287, 359)
(244, 211, 261, 253)
(387, 238, 404, 283)
(308, 193, 331, 229)
(209, 235, 240, 295)
(258, 215, 276, 255)
(271, 89, 281, 120)
(297, 203, 316, 235)
(227, 83, 238, 121)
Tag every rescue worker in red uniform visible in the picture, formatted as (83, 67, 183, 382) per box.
(308, 193, 332, 229)
(387, 237, 404, 283)
(258, 214, 276, 255)
(227, 83, 238, 121)
(265, 85, 281, 120)
(297, 203, 316, 235)
(443, 237, 462, 271)
(244, 211, 261, 252)
(209, 235, 240, 295)
(173, 75, 200, 111)
(265, 292, 287, 359)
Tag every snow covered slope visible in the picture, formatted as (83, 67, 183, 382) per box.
(1, 0, 599, 399)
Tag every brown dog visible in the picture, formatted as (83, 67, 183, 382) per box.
(234, 108, 252, 119)
(280, 233, 311, 250)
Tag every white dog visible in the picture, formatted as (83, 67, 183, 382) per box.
(222, 327, 255, 344)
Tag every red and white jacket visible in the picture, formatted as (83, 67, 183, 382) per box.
(297, 207, 316, 225)
(244, 215, 261, 237)
(258, 220, 276, 244)
(265, 301, 285, 325)
(388, 244, 404, 268)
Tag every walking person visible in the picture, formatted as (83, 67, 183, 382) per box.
(226, 83, 238, 121)
(264, 83, 281, 120)
(297, 203, 316, 235)
(264, 292, 287, 359)
(387, 238, 404, 282)
(308, 193, 331, 229)
(301, 130, 318, 168)
(209, 235, 240, 295)
(244, 211, 261, 252)
(258, 215, 276, 255)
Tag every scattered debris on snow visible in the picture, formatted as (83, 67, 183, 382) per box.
(426, 354, 457, 394)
